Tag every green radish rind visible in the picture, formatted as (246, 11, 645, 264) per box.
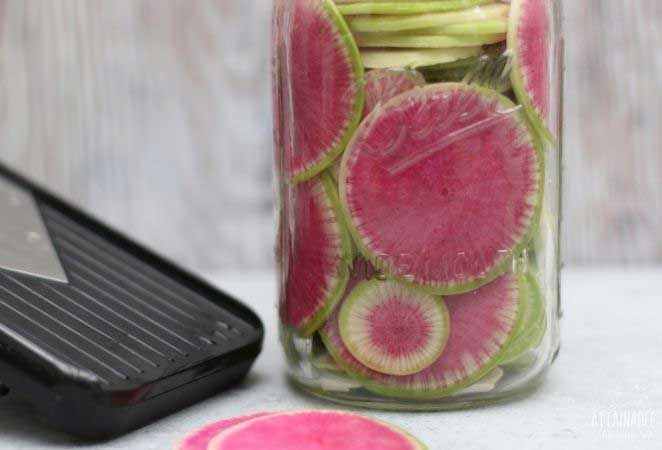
(295, 174, 354, 337)
(329, 161, 342, 183)
(321, 271, 526, 399)
(347, 3, 510, 33)
(327, 171, 356, 266)
(360, 46, 482, 69)
(508, 0, 556, 146)
(339, 83, 545, 296)
(322, 173, 356, 271)
(339, 280, 450, 376)
(287, 0, 365, 183)
(356, 32, 507, 48)
(337, 0, 492, 16)
(319, 374, 364, 392)
(498, 272, 546, 364)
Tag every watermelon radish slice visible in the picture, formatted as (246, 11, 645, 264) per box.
(363, 69, 426, 118)
(356, 32, 507, 49)
(508, 0, 556, 144)
(282, 174, 352, 337)
(207, 411, 428, 450)
(176, 413, 273, 450)
(339, 83, 543, 294)
(336, 0, 492, 16)
(339, 280, 450, 376)
(430, 19, 509, 36)
(321, 271, 523, 398)
(282, 0, 364, 183)
(360, 47, 482, 69)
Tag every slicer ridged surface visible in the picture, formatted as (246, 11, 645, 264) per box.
(0, 203, 254, 386)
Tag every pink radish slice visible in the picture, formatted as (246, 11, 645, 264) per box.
(176, 413, 272, 450)
(339, 280, 449, 376)
(281, 175, 352, 337)
(207, 411, 427, 450)
(282, 0, 364, 182)
(339, 83, 542, 294)
(509, 0, 556, 143)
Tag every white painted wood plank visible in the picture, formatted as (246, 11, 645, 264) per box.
(0, 0, 276, 273)
(563, 0, 662, 263)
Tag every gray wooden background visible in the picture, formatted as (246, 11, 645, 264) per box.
(0, 0, 659, 273)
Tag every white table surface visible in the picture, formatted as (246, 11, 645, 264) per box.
(1, 267, 661, 449)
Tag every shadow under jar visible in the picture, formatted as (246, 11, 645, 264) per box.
(273, 0, 562, 410)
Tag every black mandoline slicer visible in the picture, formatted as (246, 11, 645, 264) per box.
(0, 163, 264, 439)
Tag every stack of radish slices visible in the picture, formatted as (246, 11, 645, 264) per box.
(276, 0, 557, 400)
(177, 410, 428, 450)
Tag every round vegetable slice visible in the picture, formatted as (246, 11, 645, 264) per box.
(339, 280, 450, 376)
(321, 270, 523, 398)
(176, 413, 273, 450)
(207, 411, 428, 450)
(282, 0, 364, 182)
(360, 47, 482, 69)
(282, 174, 352, 337)
(508, 0, 556, 143)
(339, 83, 543, 294)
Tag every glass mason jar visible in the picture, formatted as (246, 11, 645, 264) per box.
(273, 0, 562, 410)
